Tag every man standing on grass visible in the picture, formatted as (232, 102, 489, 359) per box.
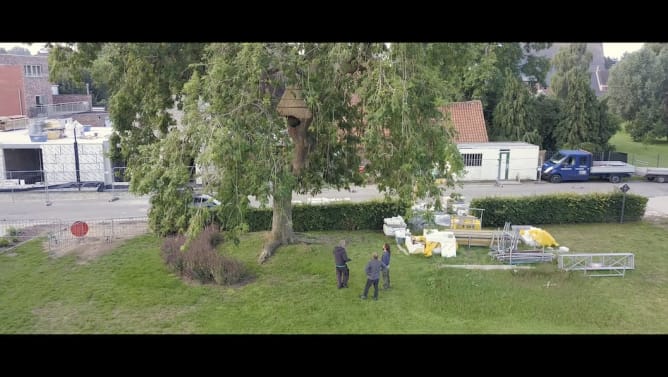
(333, 239, 351, 289)
(360, 251, 386, 301)
(381, 242, 391, 289)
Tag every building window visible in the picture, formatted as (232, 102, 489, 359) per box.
(461, 153, 483, 167)
(35, 95, 44, 105)
(24, 65, 43, 77)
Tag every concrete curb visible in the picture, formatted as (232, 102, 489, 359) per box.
(0, 191, 147, 202)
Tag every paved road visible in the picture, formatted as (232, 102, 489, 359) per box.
(0, 191, 150, 221)
(1, 180, 668, 221)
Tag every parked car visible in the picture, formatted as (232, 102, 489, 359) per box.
(192, 194, 221, 208)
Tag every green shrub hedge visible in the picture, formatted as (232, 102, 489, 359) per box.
(246, 200, 407, 232)
(470, 192, 648, 228)
(229, 193, 648, 233)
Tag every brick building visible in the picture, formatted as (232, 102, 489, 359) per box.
(1, 50, 114, 189)
(0, 52, 53, 117)
(0, 52, 98, 120)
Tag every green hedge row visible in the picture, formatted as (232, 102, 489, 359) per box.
(246, 200, 407, 232)
(244, 192, 647, 232)
(470, 193, 648, 228)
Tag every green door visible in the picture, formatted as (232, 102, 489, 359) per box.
(497, 150, 510, 181)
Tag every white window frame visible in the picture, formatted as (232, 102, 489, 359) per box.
(24, 65, 43, 77)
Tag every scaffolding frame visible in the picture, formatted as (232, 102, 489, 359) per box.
(558, 253, 635, 277)
(490, 222, 554, 264)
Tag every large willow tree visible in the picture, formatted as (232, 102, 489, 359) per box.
(128, 43, 462, 263)
(51, 43, 464, 263)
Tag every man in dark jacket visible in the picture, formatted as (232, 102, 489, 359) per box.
(333, 239, 351, 289)
(360, 252, 386, 301)
(381, 243, 391, 289)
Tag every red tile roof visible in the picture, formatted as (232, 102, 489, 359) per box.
(439, 100, 489, 143)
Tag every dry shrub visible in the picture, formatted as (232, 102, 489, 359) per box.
(161, 234, 186, 276)
(160, 225, 247, 285)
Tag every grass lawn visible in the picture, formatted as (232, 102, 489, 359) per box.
(609, 127, 668, 168)
(1, 219, 667, 334)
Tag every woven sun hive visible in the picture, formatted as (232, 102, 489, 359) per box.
(277, 85, 313, 120)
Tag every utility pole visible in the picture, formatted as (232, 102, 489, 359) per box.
(74, 126, 81, 191)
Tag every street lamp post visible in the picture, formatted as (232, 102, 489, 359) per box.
(73, 127, 81, 191)
(44, 170, 51, 206)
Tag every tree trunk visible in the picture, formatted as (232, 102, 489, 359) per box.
(259, 86, 312, 263)
(258, 187, 294, 264)
(287, 116, 312, 175)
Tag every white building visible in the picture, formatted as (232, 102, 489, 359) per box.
(0, 118, 115, 188)
(457, 142, 539, 182)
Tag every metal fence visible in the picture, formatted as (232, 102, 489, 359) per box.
(0, 218, 60, 250)
(27, 101, 91, 118)
(0, 166, 203, 200)
(3, 161, 128, 184)
(0, 216, 149, 253)
(627, 154, 666, 168)
(1, 166, 129, 194)
(543, 150, 666, 167)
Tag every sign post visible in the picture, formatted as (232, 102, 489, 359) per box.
(619, 184, 630, 224)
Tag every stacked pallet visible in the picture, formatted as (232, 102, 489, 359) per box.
(451, 229, 495, 247)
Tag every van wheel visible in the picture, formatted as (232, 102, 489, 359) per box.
(657, 177, 666, 183)
(609, 175, 621, 183)
(550, 175, 562, 183)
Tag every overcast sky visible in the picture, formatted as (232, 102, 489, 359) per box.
(0, 42, 48, 54)
(0, 42, 647, 60)
(602, 43, 644, 60)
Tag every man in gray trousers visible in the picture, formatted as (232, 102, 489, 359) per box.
(360, 252, 386, 301)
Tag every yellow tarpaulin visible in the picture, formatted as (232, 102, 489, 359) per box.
(414, 236, 439, 257)
(520, 228, 559, 247)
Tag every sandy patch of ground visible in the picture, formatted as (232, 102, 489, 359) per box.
(47, 238, 127, 264)
(42, 219, 149, 263)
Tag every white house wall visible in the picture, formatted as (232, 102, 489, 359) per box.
(78, 144, 106, 182)
(457, 144, 539, 182)
(41, 143, 107, 185)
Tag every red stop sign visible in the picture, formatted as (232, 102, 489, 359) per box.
(70, 221, 89, 237)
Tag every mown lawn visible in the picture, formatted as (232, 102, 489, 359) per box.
(1, 219, 667, 334)
(610, 127, 668, 168)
